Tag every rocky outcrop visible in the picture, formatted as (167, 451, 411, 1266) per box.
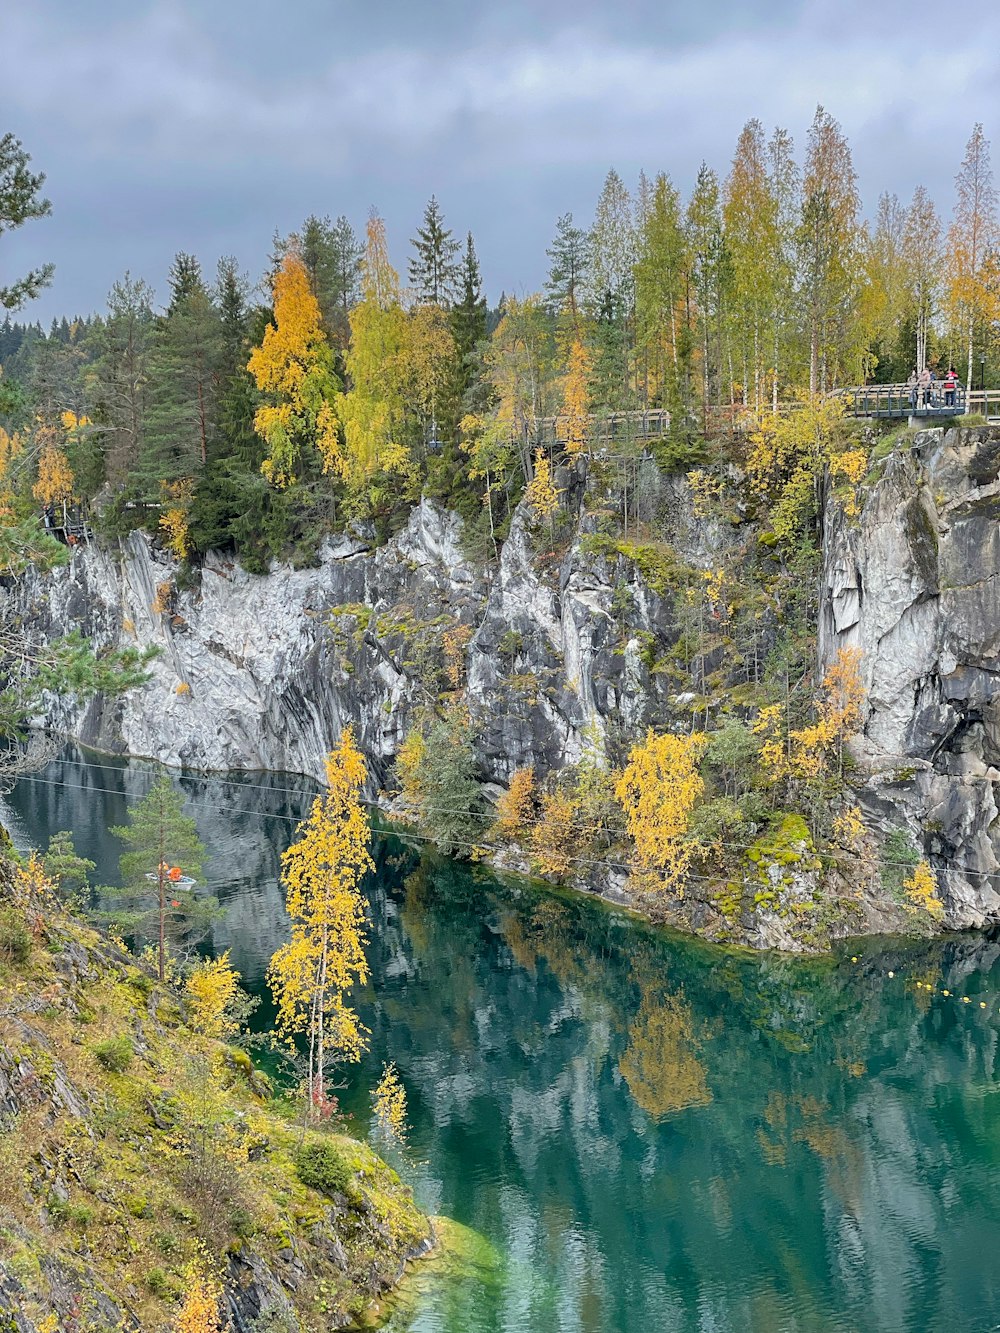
(15, 430, 1000, 940)
(821, 426, 1000, 928)
(8, 493, 690, 795)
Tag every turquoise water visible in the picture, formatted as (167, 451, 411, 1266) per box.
(7, 749, 1000, 1332)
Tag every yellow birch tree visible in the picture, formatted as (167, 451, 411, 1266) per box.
(615, 731, 707, 895)
(247, 252, 341, 488)
(267, 727, 373, 1115)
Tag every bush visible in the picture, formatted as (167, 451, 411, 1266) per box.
(0, 908, 30, 966)
(294, 1140, 353, 1197)
(146, 1267, 173, 1298)
(93, 1035, 134, 1073)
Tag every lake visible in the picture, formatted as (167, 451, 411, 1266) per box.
(6, 747, 1000, 1333)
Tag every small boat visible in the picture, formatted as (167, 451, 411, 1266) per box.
(144, 872, 198, 889)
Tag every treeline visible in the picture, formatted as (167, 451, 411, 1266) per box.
(2, 107, 999, 570)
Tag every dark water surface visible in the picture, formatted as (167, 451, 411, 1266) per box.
(7, 748, 1000, 1333)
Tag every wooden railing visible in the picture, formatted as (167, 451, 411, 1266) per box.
(533, 409, 671, 444)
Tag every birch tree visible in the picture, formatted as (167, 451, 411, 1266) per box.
(267, 728, 373, 1115)
(946, 124, 999, 404)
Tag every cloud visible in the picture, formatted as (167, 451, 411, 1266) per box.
(3, 0, 1000, 318)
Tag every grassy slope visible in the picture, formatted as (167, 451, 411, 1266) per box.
(0, 879, 430, 1332)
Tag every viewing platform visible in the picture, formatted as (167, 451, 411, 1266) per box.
(837, 384, 1000, 422)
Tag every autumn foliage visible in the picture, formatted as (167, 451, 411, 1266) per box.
(615, 731, 707, 896)
(267, 727, 373, 1113)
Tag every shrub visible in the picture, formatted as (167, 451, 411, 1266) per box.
(93, 1035, 134, 1073)
(146, 1267, 172, 1298)
(294, 1140, 353, 1197)
(0, 908, 30, 966)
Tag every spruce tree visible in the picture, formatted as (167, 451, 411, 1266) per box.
(450, 232, 487, 401)
(408, 196, 460, 306)
(166, 252, 204, 313)
(110, 775, 210, 982)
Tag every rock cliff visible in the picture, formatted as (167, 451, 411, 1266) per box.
(821, 426, 1000, 929)
(12, 428, 1000, 939)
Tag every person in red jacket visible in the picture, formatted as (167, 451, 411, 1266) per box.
(944, 367, 958, 408)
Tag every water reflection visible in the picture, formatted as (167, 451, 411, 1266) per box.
(8, 747, 1000, 1332)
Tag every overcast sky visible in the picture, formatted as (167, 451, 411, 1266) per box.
(4, 0, 1000, 323)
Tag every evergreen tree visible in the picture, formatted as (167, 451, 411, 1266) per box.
(167, 252, 204, 313)
(0, 132, 53, 311)
(397, 709, 484, 858)
(85, 273, 155, 490)
(545, 212, 589, 327)
(408, 196, 460, 306)
(450, 232, 487, 401)
(110, 775, 210, 982)
(214, 256, 250, 375)
(329, 214, 363, 345)
(143, 281, 224, 493)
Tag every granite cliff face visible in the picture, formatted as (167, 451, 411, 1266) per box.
(10, 488, 691, 795)
(12, 428, 1000, 939)
(821, 426, 1000, 929)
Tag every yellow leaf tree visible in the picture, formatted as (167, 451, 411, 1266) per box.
(174, 1276, 220, 1333)
(334, 212, 414, 504)
(530, 788, 578, 880)
(371, 1061, 408, 1145)
(247, 252, 341, 488)
(556, 338, 591, 455)
(945, 124, 999, 407)
(267, 727, 373, 1114)
(525, 448, 559, 520)
(185, 951, 243, 1041)
(615, 731, 707, 895)
(32, 427, 75, 511)
(493, 765, 536, 841)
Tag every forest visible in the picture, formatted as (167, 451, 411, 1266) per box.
(1, 107, 997, 576)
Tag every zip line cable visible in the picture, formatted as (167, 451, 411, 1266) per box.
(30, 750, 1000, 878)
(10, 765, 1000, 891)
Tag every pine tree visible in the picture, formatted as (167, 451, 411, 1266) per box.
(167, 253, 204, 314)
(110, 775, 209, 982)
(85, 273, 155, 489)
(396, 708, 483, 857)
(0, 132, 54, 311)
(143, 280, 224, 492)
(545, 212, 589, 327)
(408, 196, 461, 306)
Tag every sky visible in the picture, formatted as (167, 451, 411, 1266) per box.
(4, 0, 1000, 323)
